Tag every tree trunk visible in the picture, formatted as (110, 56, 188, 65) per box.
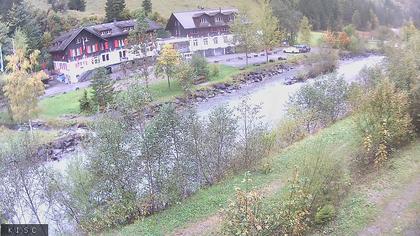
(266, 48, 269, 63)
(245, 49, 249, 66)
(167, 75, 171, 89)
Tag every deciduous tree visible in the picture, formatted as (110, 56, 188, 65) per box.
(298, 16, 312, 45)
(258, 0, 281, 63)
(230, 8, 258, 66)
(3, 30, 45, 126)
(155, 44, 180, 89)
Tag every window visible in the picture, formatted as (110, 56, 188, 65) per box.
(213, 37, 218, 44)
(82, 37, 88, 42)
(193, 39, 198, 46)
(200, 17, 207, 23)
(192, 29, 198, 34)
(70, 49, 76, 57)
(203, 38, 208, 45)
(76, 38, 81, 44)
(216, 16, 222, 22)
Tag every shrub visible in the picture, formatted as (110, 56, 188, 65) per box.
(315, 204, 335, 225)
(175, 61, 196, 95)
(210, 64, 220, 77)
(277, 117, 307, 147)
(190, 54, 209, 78)
(222, 183, 272, 235)
(304, 48, 338, 78)
(79, 90, 93, 114)
(115, 83, 152, 117)
(286, 74, 349, 133)
(356, 79, 414, 167)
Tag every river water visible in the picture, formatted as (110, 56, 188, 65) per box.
(197, 55, 384, 127)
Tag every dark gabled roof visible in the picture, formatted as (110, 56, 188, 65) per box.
(167, 8, 238, 30)
(49, 19, 162, 53)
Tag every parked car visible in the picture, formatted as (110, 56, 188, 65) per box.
(283, 47, 300, 53)
(294, 44, 311, 53)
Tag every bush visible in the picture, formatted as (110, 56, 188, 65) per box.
(79, 90, 93, 114)
(210, 64, 220, 77)
(277, 117, 307, 147)
(356, 79, 414, 167)
(286, 74, 349, 133)
(304, 48, 338, 78)
(315, 204, 335, 225)
(190, 54, 209, 78)
(222, 180, 272, 235)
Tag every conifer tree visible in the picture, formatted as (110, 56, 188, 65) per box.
(67, 0, 86, 11)
(142, 0, 152, 16)
(105, 0, 126, 22)
(91, 68, 115, 112)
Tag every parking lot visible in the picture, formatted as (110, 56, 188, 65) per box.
(205, 48, 292, 67)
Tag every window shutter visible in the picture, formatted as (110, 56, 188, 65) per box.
(114, 40, 118, 48)
(124, 39, 128, 46)
(105, 42, 109, 49)
(69, 49, 73, 57)
(95, 43, 99, 51)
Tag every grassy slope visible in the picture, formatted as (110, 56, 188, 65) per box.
(322, 138, 420, 235)
(29, 0, 260, 18)
(110, 114, 419, 236)
(108, 118, 360, 235)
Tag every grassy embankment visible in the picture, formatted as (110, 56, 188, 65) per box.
(106, 116, 419, 235)
(108, 118, 351, 235)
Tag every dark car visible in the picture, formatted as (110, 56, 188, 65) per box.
(294, 44, 311, 53)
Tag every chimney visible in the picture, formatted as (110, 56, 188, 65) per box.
(219, 7, 221, 13)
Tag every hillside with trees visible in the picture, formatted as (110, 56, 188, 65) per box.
(0, 0, 418, 235)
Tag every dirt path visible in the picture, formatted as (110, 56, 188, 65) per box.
(358, 175, 420, 236)
(169, 179, 285, 236)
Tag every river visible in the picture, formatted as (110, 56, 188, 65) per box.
(197, 55, 384, 127)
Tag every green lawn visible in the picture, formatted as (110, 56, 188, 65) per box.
(149, 79, 184, 103)
(39, 88, 90, 118)
(108, 118, 360, 235)
(297, 31, 325, 46)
